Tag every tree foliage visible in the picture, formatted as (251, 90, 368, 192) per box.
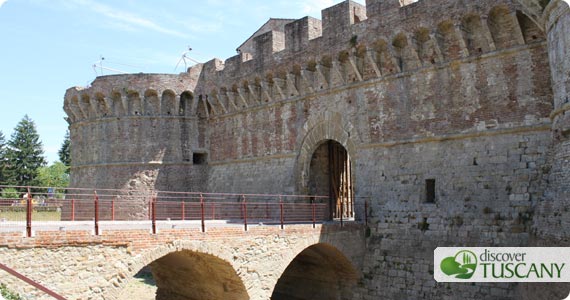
(37, 162, 69, 188)
(3, 115, 47, 186)
(0, 131, 5, 184)
(58, 130, 70, 167)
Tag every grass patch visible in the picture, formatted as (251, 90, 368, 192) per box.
(0, 283, 23, 300)
(0, 210, 61, 222)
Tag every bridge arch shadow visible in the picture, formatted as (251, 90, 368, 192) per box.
(271, 243, 359, 300)
(117, 245, 249, 300)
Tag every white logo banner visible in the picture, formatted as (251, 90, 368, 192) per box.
(435, 247, 570, 283)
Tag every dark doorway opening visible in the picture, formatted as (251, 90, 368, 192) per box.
(308, 140, 354, 220)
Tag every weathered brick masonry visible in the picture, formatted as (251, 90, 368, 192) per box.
(58, 0, 570, 298)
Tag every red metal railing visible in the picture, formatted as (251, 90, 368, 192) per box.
(0, 262, 66, 300)
(0, 186, 368, 236)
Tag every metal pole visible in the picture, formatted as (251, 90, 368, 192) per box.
(0, 263, 67, 300)
(71, 199, 75, 222)
(94, 192, 99, 236)
(181, 201, 185, 221)
(26, 187, 32, 238)
(111, 198, 115, 221)
(312, 201, 316, 229)
(151, 197, 156, 234)
(280, 196, 284, 230)
(200, 193, 205, 233)
(148, 198, 151, 220)
(242, 195, 248, 231)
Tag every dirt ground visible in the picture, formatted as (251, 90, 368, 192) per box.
(117, 269, 157, 300)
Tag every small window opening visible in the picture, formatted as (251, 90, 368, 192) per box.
(193, 153, 207, 165)
(425, 179, 436, 203)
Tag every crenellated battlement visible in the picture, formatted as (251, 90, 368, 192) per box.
(190, 0, 545, 118)
(63, 68, 202, 124)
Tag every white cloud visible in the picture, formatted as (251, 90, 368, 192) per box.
(299, 0, 334, 16)
(69, 0, 189, 38)
(297, 0, 365, 17)
(0, 0, 7, 8)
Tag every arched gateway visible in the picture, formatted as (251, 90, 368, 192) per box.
(296, 111, 358, 221)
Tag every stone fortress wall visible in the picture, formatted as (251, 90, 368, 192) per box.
(63, 0, 570, 298)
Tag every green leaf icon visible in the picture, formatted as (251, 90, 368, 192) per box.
(440, 250, 477, 279)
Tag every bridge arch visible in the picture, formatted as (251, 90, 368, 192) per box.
(114, 242, 250, 300)
(270, 242, 359, 300)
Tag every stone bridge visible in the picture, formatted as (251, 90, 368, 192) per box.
(0, 222, 365, 300)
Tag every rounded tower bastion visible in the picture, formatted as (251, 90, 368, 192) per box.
(63, 70, 207, 218)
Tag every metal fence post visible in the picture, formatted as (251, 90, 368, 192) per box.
(279, 196, 284, 230)
(242, 195, 247, 231)
(151, 197, 157, 235)
(200, 193, 205, 233)
(312, 201, 316, 229)
(94, 191, 99, 236)
(71, 199, 75, 221)
(26, 187, 32, 238)
(148, 198, 152, 220)
(111, 198, 115, 221)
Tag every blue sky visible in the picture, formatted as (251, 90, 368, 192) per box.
(0, 0, 364, 164)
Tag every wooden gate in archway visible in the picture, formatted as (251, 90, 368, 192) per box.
(308, 140, 354, 220)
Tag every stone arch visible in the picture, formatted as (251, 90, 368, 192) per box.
(295, 111, 358, 196)
(372, 38, 399, 74)
(394, 32, 421, 71)
(516, 10, 546, 43)
(94, 92, 111, 118)
(462, 14, 492, 54)
(111, 90, 126, 117)
(161, 89, 177, 116)
(180, 91, 194, 116)
(488, 5, 523, 49)
(414, 27, 440, 65)
(513, 0, 552, 30)
(436, 20, 466, 60)
(196, 96, 209, 118)
(79, 94, 93, 119)
(114, 242, 250, 300)
(270, 243, 359, 300)
(127, 90, 142, 116)
(144, 89, 160, 116)
(67, 94, 83, 121)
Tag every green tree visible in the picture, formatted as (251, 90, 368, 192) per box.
(58, 130, 70, 168)
(37, 162, 69, 188)
(0, 131, 6, 184)
(3, 115, 47, 186)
